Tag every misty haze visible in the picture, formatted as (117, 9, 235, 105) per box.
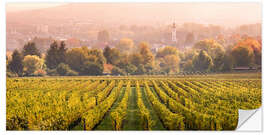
(6, 3, 261, 51)
(6, 3, 261, 131)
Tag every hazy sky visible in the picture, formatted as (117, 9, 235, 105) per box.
(6, 3, 66, 12)
(6, 3, 261, 27)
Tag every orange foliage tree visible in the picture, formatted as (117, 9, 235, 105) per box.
(232, 37, 261, 66)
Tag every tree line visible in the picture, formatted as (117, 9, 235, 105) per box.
(6, 36, 261, 77)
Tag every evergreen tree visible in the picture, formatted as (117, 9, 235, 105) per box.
(45, 41, 59, 69)
(103, 46, 111, 63)
(103, 46, 121, 65)
(58, 41, 68, 64)
(8, 50, 23, 76)
(45, 41, 68, 69)
(22, 42, 41, 57)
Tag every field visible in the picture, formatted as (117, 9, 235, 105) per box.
(6, 73, 262, 130)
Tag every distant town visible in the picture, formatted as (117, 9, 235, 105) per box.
(6, 3, 261, 53)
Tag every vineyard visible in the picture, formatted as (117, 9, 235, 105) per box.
(6, 73, 261, 130)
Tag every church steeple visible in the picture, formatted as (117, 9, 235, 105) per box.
(171, 21, 177, 42)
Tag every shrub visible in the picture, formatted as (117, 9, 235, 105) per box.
(46, 68, 58, 76)
(6, 72, 18, 77)
(111, 66, 126, 76)
(81, 62, 103, 76)
(56, 63, 70, 76)
(66, 70, 78, 76)
(34, 69, 46, 76)
(56, 63, 78, 76)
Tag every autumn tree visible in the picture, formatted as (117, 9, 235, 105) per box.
(160, 54, 180, 74)
(114, 53, 138, 75)
(84, 47, 106, 66)
(233, 37, 261, 66)
(66, 48, 86, 73)
(139, 42, 154, 66)
(23, 55, 45, 76)
(182, 49, 198, 61)
(116, 53, 129, 69)
(66, 47, 105, 75)
(115, 38, 134, 54)
(156, 46, 180, 74)
(129, 53, 144, 66)
(193, 39, 225, 57)
(156, 46, 179, 58)
(127, 42, 155, 75)
(192, 50, 213, 72)
(231, 45, 254, 67)
(193, 39, 225, 71)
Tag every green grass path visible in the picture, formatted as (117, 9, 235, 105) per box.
(122, 87, 142, 130)
(72, 86, 165, 130)
(94, 87, 126, 130)
(140, 87, 166, 130)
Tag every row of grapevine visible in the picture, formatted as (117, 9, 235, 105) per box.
(161, 81, 233, 115)
(7, 80, 105, 130)
(110, 81, 131, 130)
(82, 81, 123, 130)
(144, 81, 185, 130)
(181, 81, 238, 114)
(136, 81, 154, 130)
(152, 80, 237, 130)
(96, 81, 116, 103)
(6, 76, 261, 131)
(7, 80, 95, 130)
(203, 80, 261, 109)
(194, 80, 252, 109)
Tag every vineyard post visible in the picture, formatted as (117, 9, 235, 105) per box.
(95, 95, 98, 105)
(83, 118, 86, 130)
(146, 116, 149, 130)
(114, 119, 117, 130)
